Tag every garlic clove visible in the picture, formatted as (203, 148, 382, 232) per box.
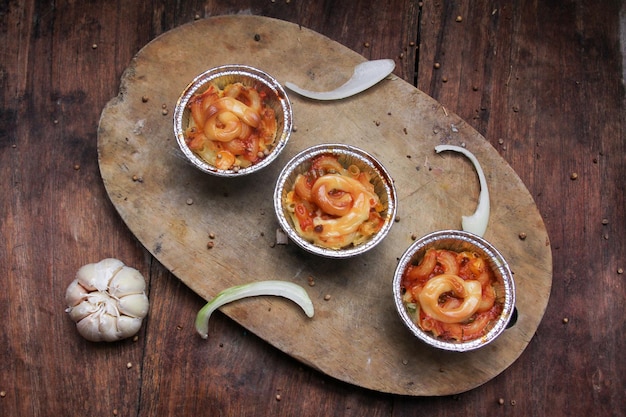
(98, 313, 122, 342)
(116, 315, 143, 337)
(118, 293, 149, 318)
(64, 279, 89, 307)
(108, 266, 146, 297)
(66, 299, 99, 322)
(76, 314, 105, 342)
(76, 258, 124, 292)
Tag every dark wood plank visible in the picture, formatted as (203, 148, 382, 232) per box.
(1, 0, 624, 416)
(412, 1, 625, 416)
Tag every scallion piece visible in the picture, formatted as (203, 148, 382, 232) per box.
(195, 280, 315, 339)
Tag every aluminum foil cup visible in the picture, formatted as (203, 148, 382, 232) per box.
(393, 230, 516, 352)
(173, 65, 293, 177)
(274, 143, 397, 258)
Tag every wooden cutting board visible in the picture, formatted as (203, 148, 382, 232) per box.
(97, 15, 552, 396)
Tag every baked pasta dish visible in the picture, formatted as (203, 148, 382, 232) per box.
(184, 82, 278, 170)
(284, 154, 386, 250)
(400, 248, 504, 342)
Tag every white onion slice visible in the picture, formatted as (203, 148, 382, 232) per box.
(284, 59, 395, 101)
(435, 145, 490, 237)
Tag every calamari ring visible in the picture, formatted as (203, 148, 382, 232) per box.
(204, 111, 242, 142)
(313, 191, 371, 239)
(311, 175, 367, 217)
(437, 250, 460, 275)
(223, 83, 262, 113)
(209, 97, 260, 128)
(418, 274, 482, 323)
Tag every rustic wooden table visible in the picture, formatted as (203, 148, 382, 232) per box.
(1, 1, 624, 416)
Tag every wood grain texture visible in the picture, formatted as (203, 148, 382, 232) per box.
(97, 15, 550, 396)
(1, 0, 624, 416)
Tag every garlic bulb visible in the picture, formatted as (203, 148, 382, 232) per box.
(65, 258, 149, 342)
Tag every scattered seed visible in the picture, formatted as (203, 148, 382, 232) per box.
(472, 85, 478, 91)
(518, 232, 527, 240)
(209, 232, 216, 239)
(510, 400, 516, 406)
(186, 198, 194, 205)
(0, 391, 6, 398)
(113, 409, 118, 416)
(402, 359, 408, 365)
(618, 268, 623, 274)
(161, 103, 167, 109)
(254, 34, 261, 42)
(603, 233, 609, 240)
(399, 52, 405, 59)
(434, 62, 441, 69)
(563, 317, 569, 324)
(91, 43, 98, 49)
(512, 106, 520, 112)
(126, 362, 133, 369)
(602, 218, 609, 225)
(394, 216, 400, 222)
(324, 294, 331, 301)
(374, 120, 380, 126)
(442, 76, 448, 83)
(455, 15, 463, 22)
(194, 13, 201, 20)
(364, 42, 370, 48)
(409, 41, 415, 46)
(292, 125, 298, 132)
(411, 233, 417, 241)
(570, 172, 578, 180)
(133, 335, 139, 342)
(498, 398, 505, 405)
(142, 95, 149, 103)
(162, 108, 168, 115)
(498, 138, 504, 145)
(275, 394, 282, 401)
(73, 164, 80, 170)
(307, 276, 315, 287)
(207, 241, 215, 249)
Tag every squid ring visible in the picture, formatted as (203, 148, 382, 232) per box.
(313, 191, 371, 238)
(311, 175, 367, 217)
(204, 111, 243, 142)
(209, 97, 260, 128)
(418, 274, 482, 323)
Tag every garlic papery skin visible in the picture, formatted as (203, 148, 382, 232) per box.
(65, 258, 149, 342)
